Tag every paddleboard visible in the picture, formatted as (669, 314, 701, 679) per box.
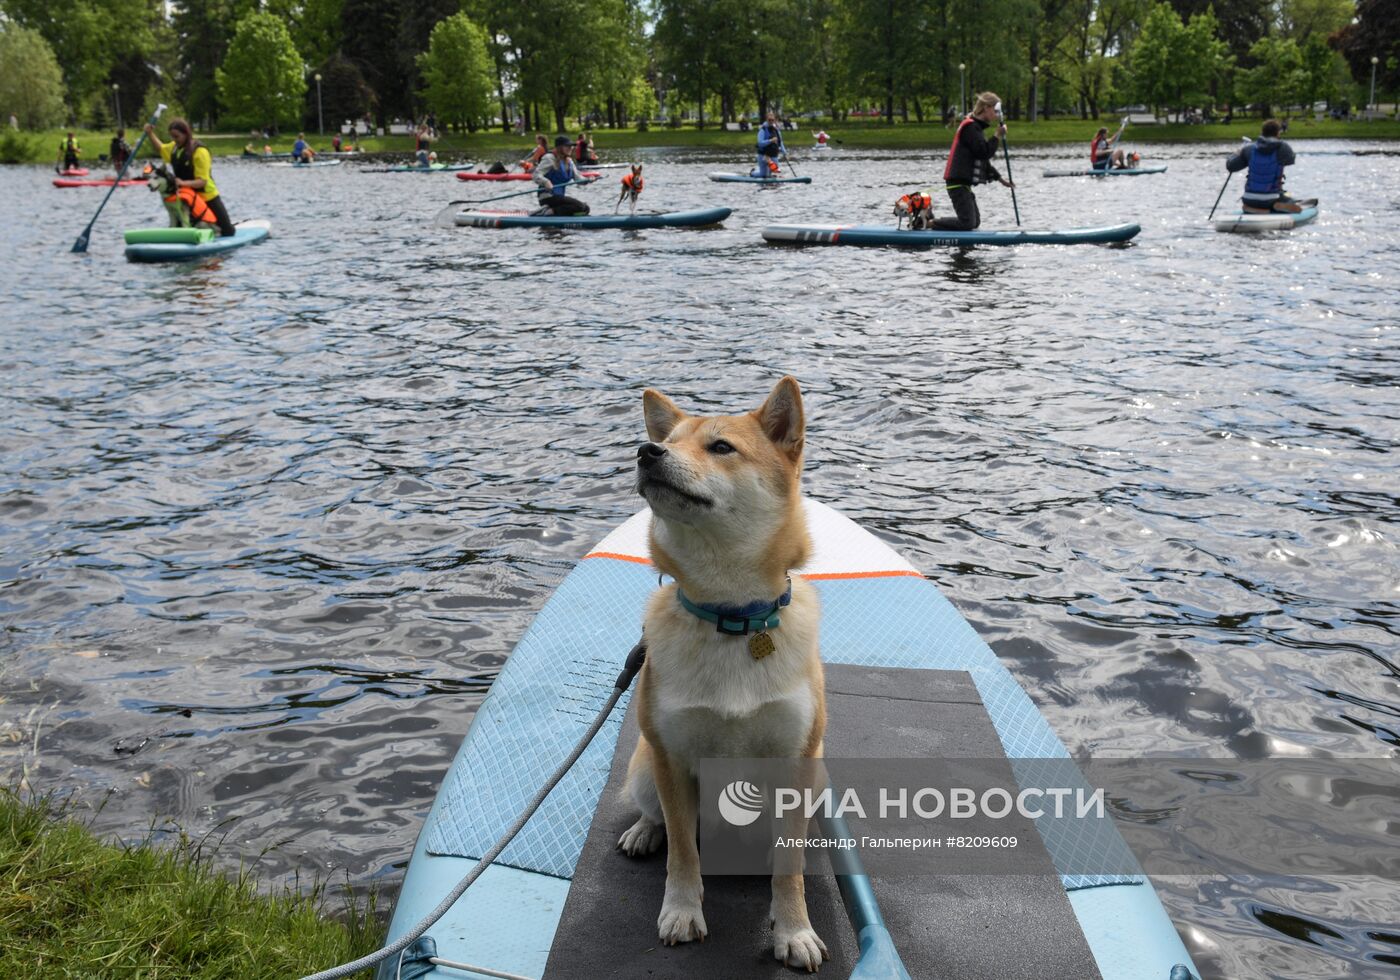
(123, 219, 271, 263)
(1042, 165, 1168, 177)
(268, 159, 342, 168)
(761, 222, 1141, 247)
(457, 171, 601, 182)
(372, 499, 1200, 980)
(454, 206, 731, 230)
(377, 163, 476, 173)
(708, 171, 813, 184)
(58, 168, 90, 177)
(1213, 206, 1319, 233)
(53, 177, 143, 188)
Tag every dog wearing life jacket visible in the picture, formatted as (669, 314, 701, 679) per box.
(144, 162, 218, 230)
(615, 164, 644, 215)
(619, 377, 829, 973)
(894, 191, 935, 230)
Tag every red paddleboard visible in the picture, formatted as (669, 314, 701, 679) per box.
(58, 168, 90, 176)
(54, 178, 144, 188)
(456, 170, 600, 182)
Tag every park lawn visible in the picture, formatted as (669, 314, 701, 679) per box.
(0, 788, 381, 979)
(9, 115, 1400, 166)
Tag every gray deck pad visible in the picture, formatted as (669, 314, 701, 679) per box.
(543, 665, 1101, 979)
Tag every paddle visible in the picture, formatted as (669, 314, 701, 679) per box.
(782, 143, 799, 179)
(72, 103, 166, 253)
(994, 102, 1021, 227)
(431, 176, 595, 226)
(817, 808, 912, 980)
(1207, 137, 1252, 221)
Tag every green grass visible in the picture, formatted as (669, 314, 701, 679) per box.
(9, 114, 1399, 165)
(0, 787, 382, 979)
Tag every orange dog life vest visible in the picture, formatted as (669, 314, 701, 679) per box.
(167, 186, 218, 226)
(622, 172, 643, 193)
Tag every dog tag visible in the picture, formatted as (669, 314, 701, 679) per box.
(749, 631, 775, 660)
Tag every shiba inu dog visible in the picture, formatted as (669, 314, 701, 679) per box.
(618, 376, 829, 972)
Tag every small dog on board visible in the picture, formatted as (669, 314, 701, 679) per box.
(615, 164, 644, 215)
(894, 191, 935, 230)
(618, 376, 829, 972)
(144, 163, 217, 230)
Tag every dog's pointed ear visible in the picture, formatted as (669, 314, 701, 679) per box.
(643, 389, 686, 442)
(756, 376, 804, 460)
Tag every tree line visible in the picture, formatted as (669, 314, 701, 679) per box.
(0, 0, 1394, 135)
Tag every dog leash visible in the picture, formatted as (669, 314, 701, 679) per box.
(297, 640, 647, 980)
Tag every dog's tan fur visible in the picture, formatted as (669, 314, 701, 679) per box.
(619, 376, 829, 972)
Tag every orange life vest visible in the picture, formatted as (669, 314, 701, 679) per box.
(167, 185, 218, 226)
(621, 172, 643, 193)
(897, 192, 932, 213)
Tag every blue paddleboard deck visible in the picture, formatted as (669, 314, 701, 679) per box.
(374, 501, 1198, 980)
(454, 207, 732, 230)
(761, 223, 1141, 247)
(123, 220, 271, 263)
(708, 172, 813, 184)
(1042, 166, 1168, 177)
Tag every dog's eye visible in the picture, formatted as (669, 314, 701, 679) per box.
(708, 440, 736, 455)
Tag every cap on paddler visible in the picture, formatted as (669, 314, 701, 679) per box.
(554, 135, 572, 147)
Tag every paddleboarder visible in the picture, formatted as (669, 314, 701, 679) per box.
(752, 112, 785, 178)
(144, 117, 237, 237)
(932, 92, 1014, 231)
(532, 135, 592, 216)
(59, 132, 82, 171)
(1090, 124, 1127, 171)
(519, 134, 548, 172)
(1226, 119, 1301, 214)
(573, 132, 599, 165)
(292, 132, 315, 163)
(109, 129, 131, 171)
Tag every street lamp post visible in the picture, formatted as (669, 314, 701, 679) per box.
(1032, 65, 1039, 123)
(314, 73, 324, 135)
(112, 83, 121, 129)
(959, 63, 966, 117)
(1370, 56, 1379, 121)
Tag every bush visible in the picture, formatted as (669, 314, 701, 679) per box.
(0, 129, 40, 164)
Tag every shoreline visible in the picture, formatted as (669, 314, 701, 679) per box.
(10, 118, 1399, 166)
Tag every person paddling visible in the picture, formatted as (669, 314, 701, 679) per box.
(532, 135, 592, 216)
(1090, 123, 1127, 171)
(144, 117, 237, 237)
(573, 131, 599, 165)
(292, 132, 316, 163)
(932, 92, 1014, 230)
(752, 112, 785, 178)
(1226, 119, 1301, 213)
(109, 129, 131, 171)
(519, 134, 548, 173)
(813, 129, 832, 148)
(59, 132, 82, 171)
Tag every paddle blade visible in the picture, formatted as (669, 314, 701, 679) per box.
(71, 228, 91, 253)
(433, 200, 469, 227)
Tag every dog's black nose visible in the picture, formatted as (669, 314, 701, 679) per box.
(638, 442, 666, 467)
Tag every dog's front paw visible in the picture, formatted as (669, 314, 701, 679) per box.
(617, 817, 665, 856)
(774, 925, 828, 973)
(658, 899, 707, 945)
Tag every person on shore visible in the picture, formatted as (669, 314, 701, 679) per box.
(144, 117, 236, 237)
(931, 92, 1014, 231)
(109, 130, 131, 170)
(532, 135, 592, 216)
(59, 132, 81, 170)
(573, 131, 599, 165)
(1090, 124, 1127, 170)
(292, 132, 315, 163)
(1226, 118, 1302, 213)
(520, 134, 548, 172)
(752, 112, 785, 177)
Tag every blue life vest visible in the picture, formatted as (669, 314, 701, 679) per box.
(542, 157, 574, 196)
(757, 122, 782, 156)
(1245, 140, 1284, 194)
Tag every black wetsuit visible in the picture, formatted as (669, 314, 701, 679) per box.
(933, 115, 1002, 231)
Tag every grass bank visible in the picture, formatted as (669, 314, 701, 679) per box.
(8, 115, 1399, 166)
(0, 788, 382, 979)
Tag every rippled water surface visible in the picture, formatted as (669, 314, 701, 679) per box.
(2, 141, 1397, 978)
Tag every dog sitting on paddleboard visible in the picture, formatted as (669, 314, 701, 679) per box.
(144, 162, 219, 230)
(618, 376, 829, 972)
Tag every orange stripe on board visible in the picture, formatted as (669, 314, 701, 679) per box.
(583, 552, 923, 581)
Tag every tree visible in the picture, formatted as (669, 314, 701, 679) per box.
(417, 13, 495, 131)
(340, 0, 405, 128)
(216, 11, 306, 129)
(1330, 0, 1400, 96)
(1239, 35, 1305, 115)
(315, 52, 375, 131)
(0, 24, 66, 129)
(1126, 3, 1183, 115)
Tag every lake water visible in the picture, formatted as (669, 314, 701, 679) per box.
(2, 140, 1397, 979)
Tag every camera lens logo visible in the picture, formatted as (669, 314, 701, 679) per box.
(717, 781, 765, 827)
